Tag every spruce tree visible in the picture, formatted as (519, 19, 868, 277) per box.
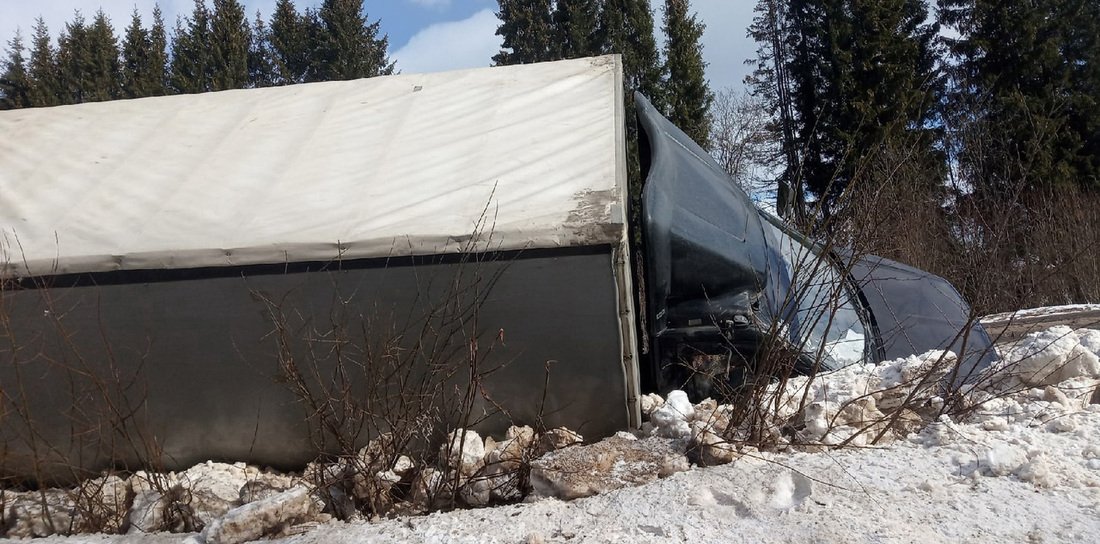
(210, 0, 251, 91)
(27, 18, 60, 107)
(493, 0, 556, 65)
(312, 0, 393, 81)
(1, 31, 32, 109)
(83, 10, 121, 102)
(269, 0, 312, 84)
(553, 0, 602, 60)
(249, 12, 277, 88)
(122, 8, 168, 98)
(818, 0, 941, 212)
(1067, 0, 1100, 188)
(661, 0, 712, 145)
(782, 0, 834, 213)
(941, 0, 1100, 193)
(748, 0, 942, 218)
(171, 0, 214, 94)
(56, 11, 93, 104)
(121, 9, 151, 98)
(56, 10, 118, 104)
(601, 0, 663, 106)
(148, 6, 169, 95)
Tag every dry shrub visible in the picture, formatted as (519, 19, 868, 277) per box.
(252, 203, 551, 519)
(677, 118, 1100, 456)
(829, 123, 1100, 316)
(0, 244, 196, 536)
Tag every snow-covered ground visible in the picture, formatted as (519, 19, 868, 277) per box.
(278, 426, 1100, 543)
(6, 321, 1100, 544)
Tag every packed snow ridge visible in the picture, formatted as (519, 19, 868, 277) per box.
(4, 325, 1100, 543)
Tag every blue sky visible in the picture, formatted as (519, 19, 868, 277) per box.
(0, 0, 756, 92)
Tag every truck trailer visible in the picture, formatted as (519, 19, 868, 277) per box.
(0, 56, 993, 483)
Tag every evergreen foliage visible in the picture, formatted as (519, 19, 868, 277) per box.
(120, 9, 166, 98)
(55, 12, 90, 104)
(1, 31, 32, 109)
(171, 0, 214, 94)
(0, 31, 31, 109)
(553, 0, 602, 60)
(311, 0, 393, 81)
(269, 0, 313, 84)
(85, 10, 122, 102)
(661, 0, 711, 145)
(748, 0, 942, 219)
(249, 12, 277, 88)
(940, 0, 1100, 193)
(27, 18, 61, 107)
(3, 0, 395, 103)
(121, 9, 150, 98)
(147, 6, 170, 96)
(601, 0, 664, 107)
(46, 10, 124, 104)
(493, 0, 557, 65)
(210, 0, 251, 91)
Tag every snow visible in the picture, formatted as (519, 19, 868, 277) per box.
(823, 327, 867, 368)
(650, 390, 695, 439)
(988, 325, 1100, 388)
(8, 323, 1100, 544)
(982, 303, 1100, 324)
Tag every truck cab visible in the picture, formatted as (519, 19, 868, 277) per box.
(634, 93, 995, 399)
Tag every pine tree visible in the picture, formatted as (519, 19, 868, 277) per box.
(82, 10, 121, 102)
(27, 18, 60, 107)
(553, 0, 602, 60)
(121, 9, 151, 98)
(56, 11, 92, 104)
(147, 5, 169, 95)
(1, 31, 32, 109)
(748, 0, 942, 218)
(171, 0, 214, 94)
(601, 0, 663, 106)
(782, 0, 835, 214)
(941, 0, 1100, 193)
(661, 0, 712, 145)
(818, 0, 941, 212)
(312, 0, 393, 81)
(269, 0, 312, 84)
(122, 8, 169, 98)
(249, 11, 277, 88)
(493, 0, 556, 65)
(210, 0, 251, 90)
(1067, 0, 1100, 188)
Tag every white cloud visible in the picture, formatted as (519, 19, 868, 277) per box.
(391, 8, 500, 75)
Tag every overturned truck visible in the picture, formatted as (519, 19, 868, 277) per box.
(0, 56, 993, 484)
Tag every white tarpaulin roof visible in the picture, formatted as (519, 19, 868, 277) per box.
(0, 56, 626, 278)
